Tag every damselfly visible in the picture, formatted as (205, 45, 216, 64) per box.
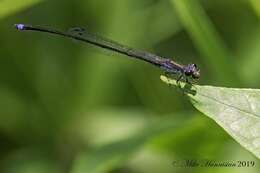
(15, 24, 200, 83)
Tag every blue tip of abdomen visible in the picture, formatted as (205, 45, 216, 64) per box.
(14, 24, 26, 30)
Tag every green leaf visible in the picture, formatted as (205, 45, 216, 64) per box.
(160, 75, 260, 159)
(0, 0, 42, 19)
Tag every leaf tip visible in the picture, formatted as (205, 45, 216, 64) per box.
(160, 75, 177, 86)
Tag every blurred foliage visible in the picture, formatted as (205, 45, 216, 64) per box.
(0, 0, 42, 19)
(249, 0, 260, 18)
(0, 0, 260, 173)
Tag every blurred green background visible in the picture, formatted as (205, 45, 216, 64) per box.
(0, 0, 260, 172)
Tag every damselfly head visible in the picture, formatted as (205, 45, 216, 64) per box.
(184, 63, 200, 79)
